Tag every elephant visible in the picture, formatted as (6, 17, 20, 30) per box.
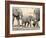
(22, 16, 33, 27)
(22, 15, 40, 28)
(12, 7, 23, 26)
(34, 8, 40, 21)
(33, 8, 40, 27)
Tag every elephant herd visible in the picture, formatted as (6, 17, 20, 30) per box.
(12, 8, 40, 28)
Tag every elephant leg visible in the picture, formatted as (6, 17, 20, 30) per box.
(35, 23, 38, 27)
(24, 22, 26, 27)
(22, 22, 23, 26)
(35, 22, 40, 28)
(12, 16, 15, 31)
(22, 21, 26, 27)
(26, 21, 30, 27)
(26, 22, 29, 27)
(37, 21, 40, 28)
(28, 21, 31, 27)
(33, 23, 35, 27)
(26, 22, 28, 27)
(12, 16, 14, 27)
(23, 22, 27, 27)
(29, 22, 31, 27)
(16, 19, 20, 27)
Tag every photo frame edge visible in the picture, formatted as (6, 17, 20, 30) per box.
(5, 1, 45, 37)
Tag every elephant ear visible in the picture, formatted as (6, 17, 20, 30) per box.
(12, 7, 19, 16)
(13, 7, 23, 17)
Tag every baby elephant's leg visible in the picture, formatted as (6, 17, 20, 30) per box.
(26, 22, 29, 27)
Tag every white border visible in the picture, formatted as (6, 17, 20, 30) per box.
(10, 4, 43, 34)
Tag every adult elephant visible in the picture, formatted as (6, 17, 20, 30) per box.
(12, 7, 23, 26)
(33, 8, 40, 27)
(34, 8, 40, 21)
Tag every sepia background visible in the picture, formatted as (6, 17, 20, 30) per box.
(13, 7, 40, 30)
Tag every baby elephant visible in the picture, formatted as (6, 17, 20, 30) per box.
(22, 16, 32, 27)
